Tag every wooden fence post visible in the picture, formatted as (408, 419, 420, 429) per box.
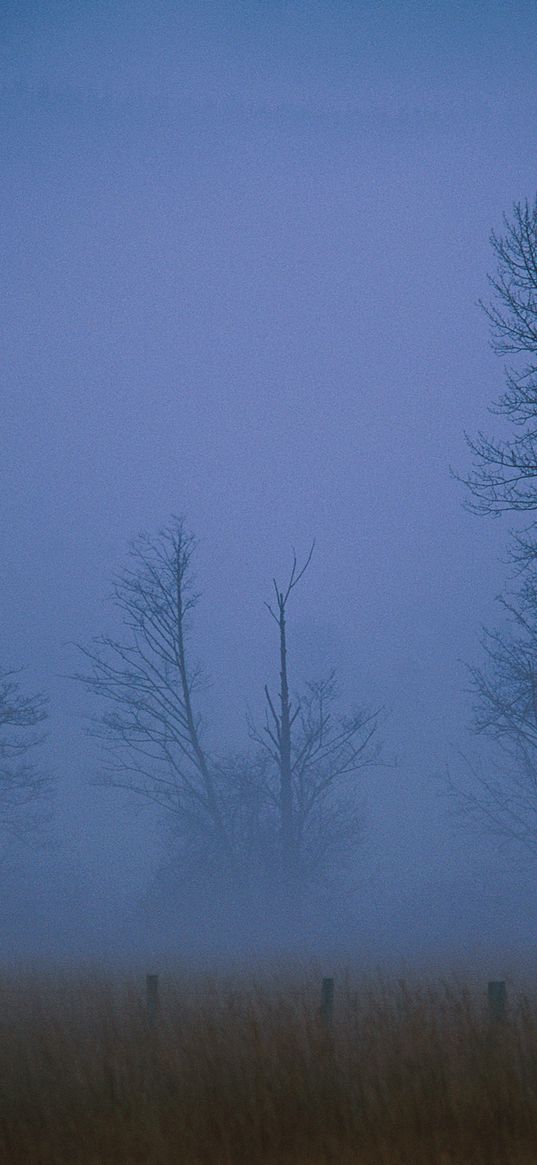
(396, 980, 411, 1022)
(146, 973, 159, 1027)
(320, 977, 334, 1024)
(487, 980, 507, 1023)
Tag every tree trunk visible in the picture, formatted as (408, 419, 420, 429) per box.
(277, 593, 296, 899)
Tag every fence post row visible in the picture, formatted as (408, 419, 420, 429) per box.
(141, 974, 511, 1031)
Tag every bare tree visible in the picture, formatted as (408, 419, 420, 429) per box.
(449, 195, 537, 848)
(463, 195, 537, 518)
(0, 668, 49, 840)
(77, 520, 383, 924)
(74, 518, 237, 880)
(250, 547, 382, 904)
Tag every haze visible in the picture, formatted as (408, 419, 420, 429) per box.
(2, 0, 537, 971)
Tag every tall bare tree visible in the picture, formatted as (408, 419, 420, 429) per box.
(451, 194, 537, 847)
(0, 668, 49, 840)
(74, 519, 237, 879)
(251, 547, 381, 902)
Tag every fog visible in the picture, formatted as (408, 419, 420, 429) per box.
(2, 0, 537, 972)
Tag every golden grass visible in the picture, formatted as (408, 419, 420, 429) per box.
(0, 965, 537, 1163)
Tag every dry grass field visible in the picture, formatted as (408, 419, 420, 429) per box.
(1, 965, 537, 1164)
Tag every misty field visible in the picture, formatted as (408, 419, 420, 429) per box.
(1, 967, 537, 1164)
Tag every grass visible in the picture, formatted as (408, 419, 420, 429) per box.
(1, 965, 537, 1163)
